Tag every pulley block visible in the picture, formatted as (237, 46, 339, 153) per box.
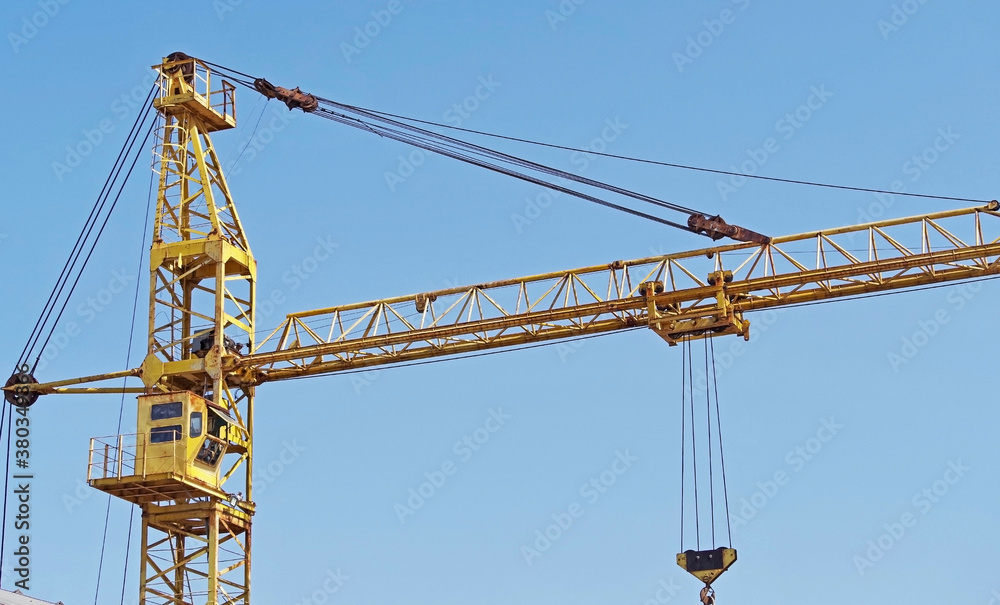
(676, 547, 737, 585)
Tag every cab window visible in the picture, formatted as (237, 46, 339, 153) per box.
(150, 425, 182, 443)
(190, 412, 203, 438)
(151, 402, 183, 421)
(196, 438, 225, 466)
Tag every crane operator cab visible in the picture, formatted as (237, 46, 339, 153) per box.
(136, 391, 233, 490)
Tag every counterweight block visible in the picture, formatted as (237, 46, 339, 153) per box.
(676, 547, 737, 585)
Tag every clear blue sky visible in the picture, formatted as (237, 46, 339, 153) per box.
(1, 1, 998, 604)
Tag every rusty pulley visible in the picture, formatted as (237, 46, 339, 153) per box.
(4, 365, 38, 408)
(163, 51, 195, 83)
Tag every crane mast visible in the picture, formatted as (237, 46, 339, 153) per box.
(3, 54, 1000, 605)
(90, 54, 255, 605)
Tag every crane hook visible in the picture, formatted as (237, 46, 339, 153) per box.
(699, 585, 716, 605)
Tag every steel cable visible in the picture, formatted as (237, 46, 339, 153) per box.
(315, 99, 702, 216)
(709, 337, 733, 546)
(30, 115, 157, 372)
(704, 341, 716, 548)
(345, 102, 991, 204)
(312, 107, 694, 231)
(208, 59, 987, 207)
(17, 87, 157, 371)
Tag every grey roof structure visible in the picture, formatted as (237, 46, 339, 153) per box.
(0, 589, 62, 605)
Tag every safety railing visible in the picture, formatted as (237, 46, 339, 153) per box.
(155, 56, 236, 124)
(211, 80, 237, 123)
(88, 432, 183, 482)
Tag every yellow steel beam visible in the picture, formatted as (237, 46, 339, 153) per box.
(240, 202, 1000, 383)
(12, 203, 999, 395)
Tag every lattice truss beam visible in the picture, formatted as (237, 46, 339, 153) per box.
(154, 114, 249, 250)
(149, 256, 254, 366)
(16, 203, 1000, 397)
(243, 204, 1000, 383)
(141, 504, 250, 605)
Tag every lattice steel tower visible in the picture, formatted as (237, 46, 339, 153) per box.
(88, 53, 255, 605)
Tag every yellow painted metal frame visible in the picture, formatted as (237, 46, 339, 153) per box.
(4, 55, 1000, 605)
(140, 501, 251, 605)
(677, 547, 737, 585)
(240, 202, 1000, 382)
(79, 55, 256, 605)
(14, 202, 1000, 397)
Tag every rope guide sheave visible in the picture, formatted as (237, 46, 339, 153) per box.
(4, 53, 1000, 604)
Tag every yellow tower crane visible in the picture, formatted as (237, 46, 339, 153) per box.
(5, 55, 1000, 605)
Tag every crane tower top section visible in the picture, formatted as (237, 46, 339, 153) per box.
(153, 52, 236, 132)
